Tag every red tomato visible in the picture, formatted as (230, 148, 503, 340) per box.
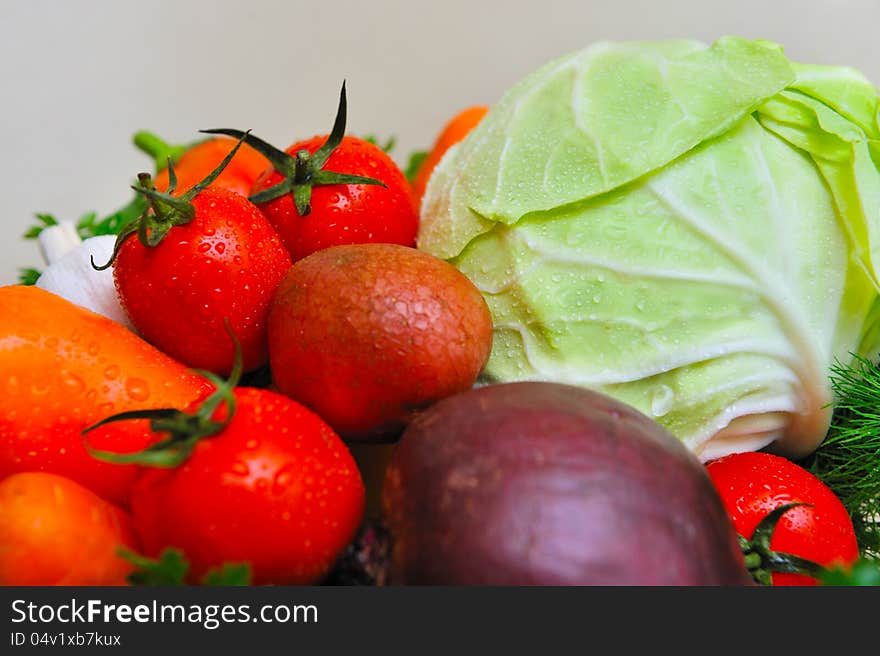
(130, 387, 365, 585)
(0, 472, 138, 585)
(706, 452, 859, 585)
(205, 84, 419, 263)
(251, 135, 419, 262)
(114, 187, 292, 374)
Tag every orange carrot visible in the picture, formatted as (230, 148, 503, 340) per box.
(0, 472, 138, 585)
(0, 285, 212, 506)
(149, 136, 270, 197)
(412, 105, 489, 202)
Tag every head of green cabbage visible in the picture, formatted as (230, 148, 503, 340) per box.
(419, 37, 880, 461)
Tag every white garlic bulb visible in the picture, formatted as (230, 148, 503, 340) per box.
(34, 222, 134, 329)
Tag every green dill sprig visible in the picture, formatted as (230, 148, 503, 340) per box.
(800, 354, 880, 558)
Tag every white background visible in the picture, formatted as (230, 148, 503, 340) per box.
(2, 0, 880, 284)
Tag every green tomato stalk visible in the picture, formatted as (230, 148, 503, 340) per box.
(82, 321, 243, 468)
(202, 81, 386, 216)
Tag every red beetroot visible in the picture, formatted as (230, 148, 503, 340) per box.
(383, 382, 753, 585)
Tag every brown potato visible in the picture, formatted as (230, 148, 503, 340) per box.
(268, 243, 493, 441)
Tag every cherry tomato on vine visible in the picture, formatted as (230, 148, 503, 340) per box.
(204, 82, 419, 262)
(129, 389, 364, 585)
(85, 345, 365, 586)
(706, 451, 859, 586)
(99, 137, 292, 375)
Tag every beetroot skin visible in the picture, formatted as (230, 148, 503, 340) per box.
(382, 382, 752, 585)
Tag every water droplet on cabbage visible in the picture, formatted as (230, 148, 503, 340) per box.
(651, 385, 675, 417)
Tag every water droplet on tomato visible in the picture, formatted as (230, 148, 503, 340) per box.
(125, 378, 150, 402)
(103, 365, 120, 380)
(204, 227, 216, 236)
(245, 439, 259, 450)
(233, 256, 242, 265)
(230, 461, 250, 476)
(60, 371, 86, 394)
(215, 242, 226, 254)
(30, 381, 50, 395)
(87, 342, 100, 355)
(272, 465, 297, 494)
(198, 242, 212, 253)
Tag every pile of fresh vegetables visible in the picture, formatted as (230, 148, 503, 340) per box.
(2, 37, 879, 586)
